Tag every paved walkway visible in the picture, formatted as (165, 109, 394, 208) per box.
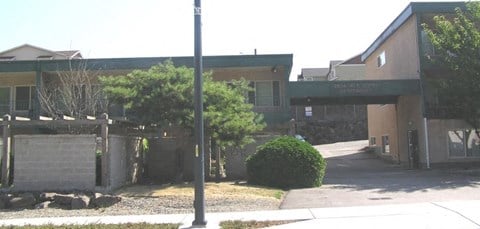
(1, 200, 480, 228)
(281, 140, 480, 209)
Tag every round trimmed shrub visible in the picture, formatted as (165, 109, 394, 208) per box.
(246, 136, 326, 189)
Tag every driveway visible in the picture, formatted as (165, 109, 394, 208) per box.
(280, 140, 480, 209)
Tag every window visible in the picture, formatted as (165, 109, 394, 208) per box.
(248, 81, 280, 106)
(15, 86, 36, 111)
(0, 87, 11, 115)
(37, 55, 53, 60)
(305, 106, 312, 117)
(0, 56, 15, 61)
(377, 51, 386, 67)
(448, 130, 480, 157)
(370, 136, 376, 146)
(382, 135, 390, 154)
(421, 30, 436, 56)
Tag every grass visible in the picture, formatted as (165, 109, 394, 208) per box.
(220, 220, 300, 229)
(0, 221, 298, 229)
(0, 223, 179, 229)
(116, 181, 284, 200)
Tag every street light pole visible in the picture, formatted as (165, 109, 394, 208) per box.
(193, 0, 207, 226)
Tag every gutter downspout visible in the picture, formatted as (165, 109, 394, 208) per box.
(423, 117, 430, 168)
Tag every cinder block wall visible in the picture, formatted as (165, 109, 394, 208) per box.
(14, 135, 96, 191)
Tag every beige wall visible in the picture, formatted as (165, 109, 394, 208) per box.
(0, 73, 35, 86)
(365, 15, 423, 163)
(365, 15, 420, 80)
(367, 104, 399, 161)
(335, 64, 365, 81)
(427, 119, 480, 165)
(396, 95, 426, 164)
(212, 66, 287, 109)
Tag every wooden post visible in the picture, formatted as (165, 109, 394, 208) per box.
(101, 113, 109, 187)
(1, 114, 11, 188)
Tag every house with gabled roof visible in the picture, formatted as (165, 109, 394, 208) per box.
(0, 44, 82, 61)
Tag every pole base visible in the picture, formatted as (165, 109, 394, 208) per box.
(192, 220, 207, 227)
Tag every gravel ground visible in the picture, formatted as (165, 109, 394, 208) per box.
(0, 194, 281, 220)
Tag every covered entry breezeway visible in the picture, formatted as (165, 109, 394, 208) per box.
(289, 79, 421, 106)
(288, 79, 423, 167)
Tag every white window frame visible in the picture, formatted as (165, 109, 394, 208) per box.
(377, 51, 386, 68)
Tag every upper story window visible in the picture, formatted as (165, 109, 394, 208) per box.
(37, 55, 54, 60)
(0, 56, 15, 61)
(377, 51, 386, 68)
(421, 30, 436, 57)
(248, 81, 280, 107)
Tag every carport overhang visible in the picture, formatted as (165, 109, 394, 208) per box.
(289, 79, 421, 105)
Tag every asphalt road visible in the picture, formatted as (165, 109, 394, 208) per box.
(280, 140, 480, 209)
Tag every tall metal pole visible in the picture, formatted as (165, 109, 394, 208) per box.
(193, 0, 207, 226)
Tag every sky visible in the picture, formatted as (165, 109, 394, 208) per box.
(0, 0, 459, 80)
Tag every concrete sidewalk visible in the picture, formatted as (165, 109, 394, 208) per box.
(1, 200, 479, 229)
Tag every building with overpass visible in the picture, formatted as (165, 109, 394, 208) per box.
(1, 2, 479, 170)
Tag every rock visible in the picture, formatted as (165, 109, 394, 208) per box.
(9, 193, 36, 209)
(71, 195, 91, 210)
(92, 193, 121, 208)
(39, 192, 56, 202)
(35, 201, 53, 209)
(53, 194, 75, 206)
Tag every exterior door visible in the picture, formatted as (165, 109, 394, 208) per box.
(407, 130, 420, 169)
(0, 87, 11, 115)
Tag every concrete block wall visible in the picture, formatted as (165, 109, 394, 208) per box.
(13, 135, 96, 191)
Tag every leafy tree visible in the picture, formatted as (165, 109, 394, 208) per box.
(100, 61, 265, 177)
(423, 2, 480, 132)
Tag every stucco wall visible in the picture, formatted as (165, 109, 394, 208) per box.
(395, 95, 426, 165)
(147, 137, 195, 183)
(0, 73, 35, 86)
(365, 15, 422, 162)
(211, 66, 289, 125)
(225, 135, 278, 179)
(108, 135, 143, 190)
(13, 135, 96, 191)
(427, 119, 480, 166)
(364, 15, 420, 80)
(335, 64, 365, 80)
(367, 104, 399, 161)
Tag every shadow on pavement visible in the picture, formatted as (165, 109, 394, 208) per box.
(324, 148, 480, 193)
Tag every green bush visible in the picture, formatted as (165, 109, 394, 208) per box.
(246, 136, 326, 189)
